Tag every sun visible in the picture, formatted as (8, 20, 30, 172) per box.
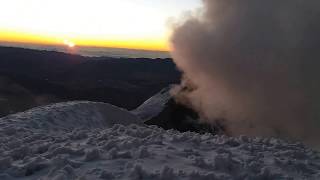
(63, 40, 75, 48)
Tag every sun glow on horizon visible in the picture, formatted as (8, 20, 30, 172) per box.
(0, 0, 201, 51)
(63, 40, 75, 48)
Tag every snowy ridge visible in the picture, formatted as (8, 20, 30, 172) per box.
(0, 101, 319, 179)
(0, 101, 141, 132)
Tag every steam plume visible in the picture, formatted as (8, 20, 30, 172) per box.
(170, 0, 320, 146)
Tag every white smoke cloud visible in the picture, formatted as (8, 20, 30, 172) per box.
(170, 0, 320, 146)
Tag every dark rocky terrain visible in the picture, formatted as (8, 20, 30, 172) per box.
(0, 46, 180, 117)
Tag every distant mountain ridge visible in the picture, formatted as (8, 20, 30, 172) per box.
(0, 42, 171, 58)
(0, 46, 180, 117)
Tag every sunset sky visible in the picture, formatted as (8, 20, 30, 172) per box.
(0, 0, 201, 51)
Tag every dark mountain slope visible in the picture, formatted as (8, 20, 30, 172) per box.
(0, 46, 180, 117)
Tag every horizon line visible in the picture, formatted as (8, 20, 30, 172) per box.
(0, 40, 171, 53)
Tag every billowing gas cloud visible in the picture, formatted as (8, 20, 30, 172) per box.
(170, 0, 320, 146)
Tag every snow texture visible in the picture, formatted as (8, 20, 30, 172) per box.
(0, 101, 319, 179)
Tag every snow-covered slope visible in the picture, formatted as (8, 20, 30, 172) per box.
(0, 101, 319, 179)
(0, 101, 142, 132)
(132, 87, 172, 121)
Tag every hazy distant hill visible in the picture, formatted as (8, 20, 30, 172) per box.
(0, 42, 171, 59)
(0, 46, 180, 117)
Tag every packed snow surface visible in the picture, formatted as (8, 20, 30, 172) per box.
(0, 101, 319, 179)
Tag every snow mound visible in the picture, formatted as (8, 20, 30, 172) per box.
(0, 101, 141, 132)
